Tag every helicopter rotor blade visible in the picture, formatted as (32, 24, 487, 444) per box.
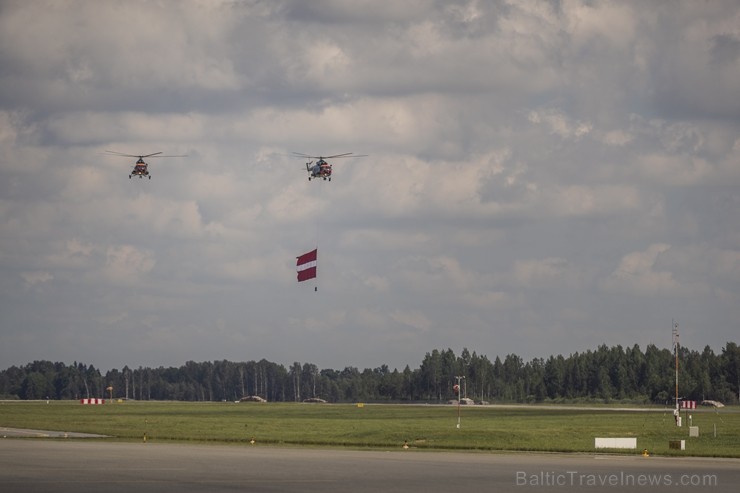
(326, 153, 368, 159)
(105, 150, 186, 158)
(324, 153, 354, 159)
(104, 150, 141, 158)
(292, 152, 367, 159)
(105, 151, 162, 159)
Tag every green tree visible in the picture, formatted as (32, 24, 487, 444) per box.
(22, 371, 52, 399)
(721, 342, 740, 403)
(543, 355, 565, 399)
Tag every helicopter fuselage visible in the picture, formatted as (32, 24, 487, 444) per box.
(130, 162, 150, 179)
(308, 159, 332, 181)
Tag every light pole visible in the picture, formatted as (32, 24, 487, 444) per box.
(455, 376, 465, 429)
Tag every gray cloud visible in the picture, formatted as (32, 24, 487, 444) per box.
(1, 0, 739, 372)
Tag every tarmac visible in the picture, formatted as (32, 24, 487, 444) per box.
(1, 431, 738, 492)
(0, 427, 108, 438)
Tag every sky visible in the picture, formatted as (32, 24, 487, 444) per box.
(1, 0, 739, 373)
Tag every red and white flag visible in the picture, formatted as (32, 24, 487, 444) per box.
(296, 248, 317, 282)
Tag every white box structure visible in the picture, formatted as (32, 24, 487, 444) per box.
(594, 437, 637, 449)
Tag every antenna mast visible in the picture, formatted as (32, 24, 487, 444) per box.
(672, 319, 680, 425)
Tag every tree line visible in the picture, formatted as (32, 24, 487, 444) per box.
(2, 343, 739, 405)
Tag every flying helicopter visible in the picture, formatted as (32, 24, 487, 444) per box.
(105, 150, 187, 179)
(291, 152, 366, 181)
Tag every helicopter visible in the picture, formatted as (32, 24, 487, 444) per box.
(105, 150, 187, 179)
(291, 152, 366, 181)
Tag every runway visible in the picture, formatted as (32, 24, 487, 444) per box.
(0, 427, 108, 439)
(1, 439, 737, 492)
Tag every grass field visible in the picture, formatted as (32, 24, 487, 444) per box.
(1, 401, 738, 457)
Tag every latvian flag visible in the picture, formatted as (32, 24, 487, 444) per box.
(296, 248, 317, 282)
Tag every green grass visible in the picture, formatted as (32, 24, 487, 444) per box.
(1, 401, 738, 457)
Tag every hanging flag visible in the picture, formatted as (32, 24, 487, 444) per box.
(296, 248, 317, 282)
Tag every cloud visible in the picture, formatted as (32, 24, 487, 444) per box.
(528, 109, 593, 140)
(389, 309, 432, 333)
(1, 0, 739, 372)
(601, 244, 710, 298)
(512, 257, 585, 290)
(103, 244, 156, 285)
(20, 270, 53, 289)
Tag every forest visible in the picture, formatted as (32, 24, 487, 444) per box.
(1, 343, 739, 405)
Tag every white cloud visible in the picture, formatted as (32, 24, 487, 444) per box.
(103, 244, 156, 285)
(389, 309, 432, 332)
(20, 270, 53, 288)
(601, 244, 710, 298)
(528, 108, 593, 140)
(564, 0, 637, 50)
(512, 257, 584, 290)
(601, 129, 633, 146)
